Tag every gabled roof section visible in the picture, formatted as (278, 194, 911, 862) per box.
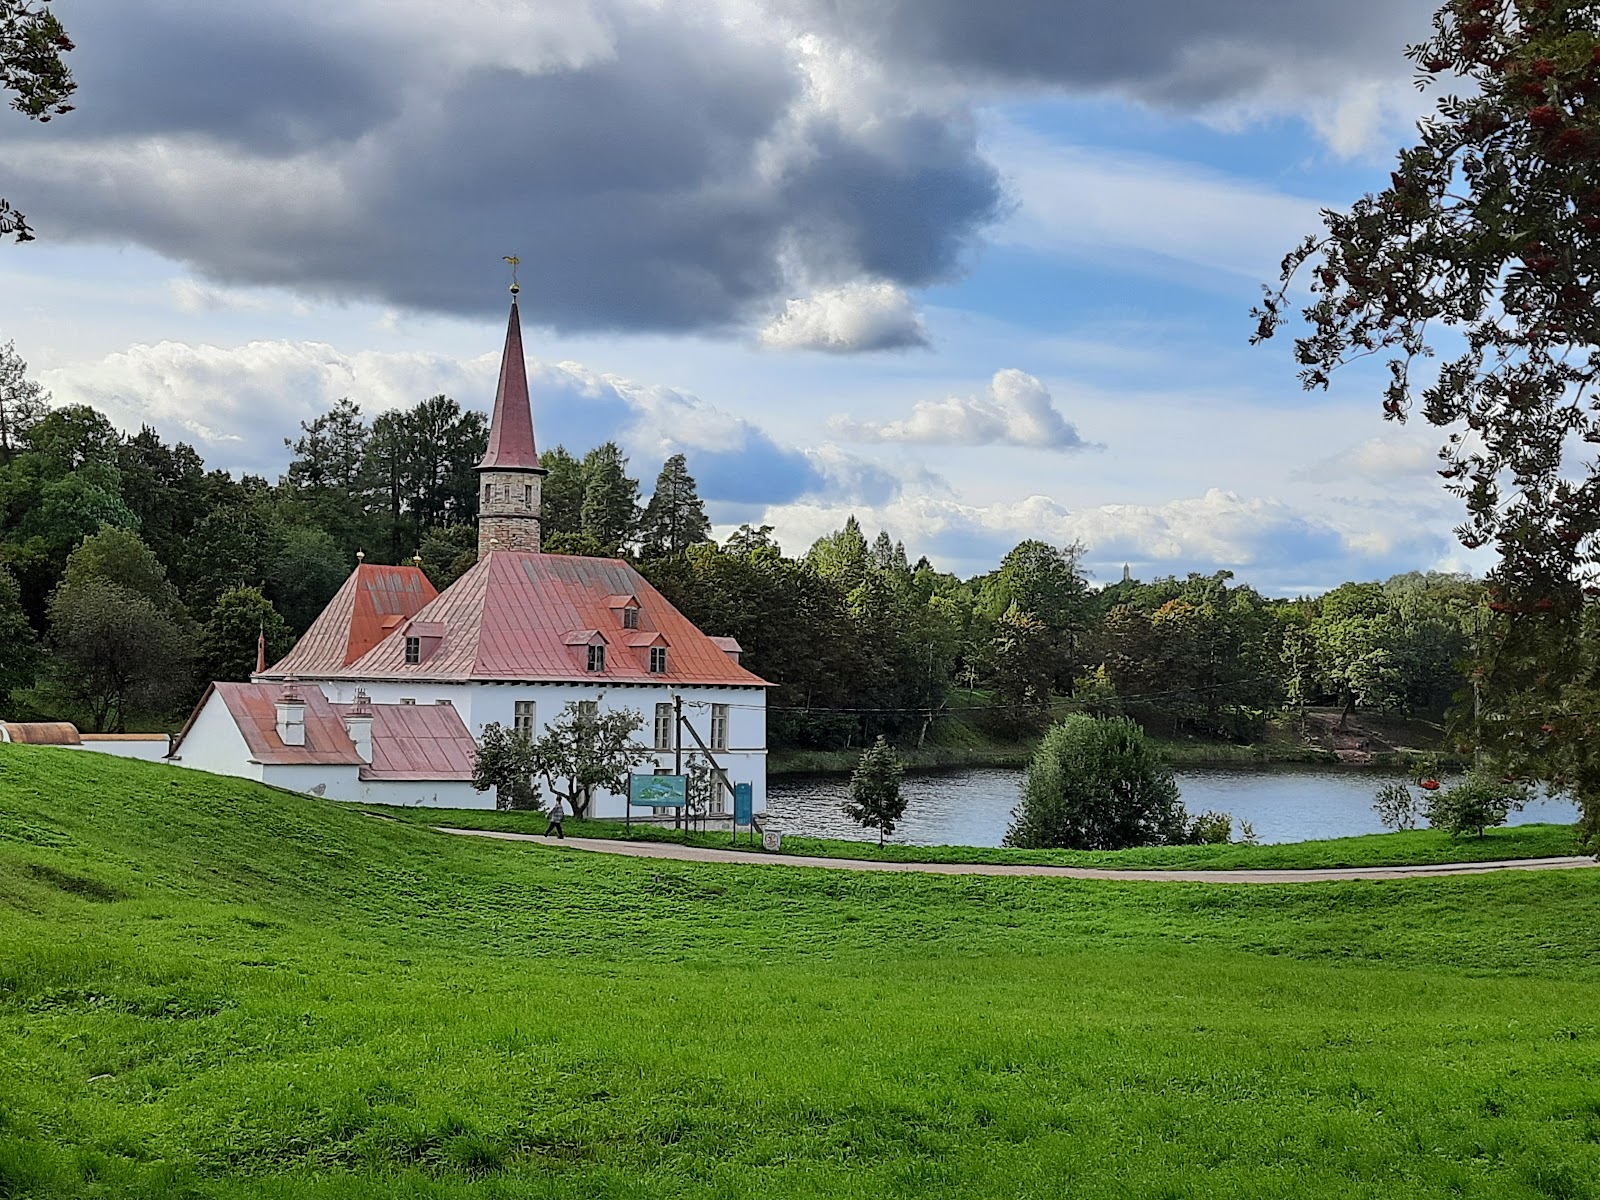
(334, 551, 772, 687)
(332, 701, 477, 781)
(211, 682, 364, 767)
(478, 299, 542, 472)
(264, 563, 438, 678)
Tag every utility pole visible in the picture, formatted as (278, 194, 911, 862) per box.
(674, 693, 683, 831)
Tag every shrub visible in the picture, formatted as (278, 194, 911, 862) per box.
(1373, 782, 1418, 831)
(1185, 811, 1234, 845)
(1005, 714, 1187, 850)
(1422, 774, 1525, 840)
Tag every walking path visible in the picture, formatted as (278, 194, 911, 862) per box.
(435, 828, 1600, 884)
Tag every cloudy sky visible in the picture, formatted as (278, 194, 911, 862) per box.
(0, 0, 1473, 591)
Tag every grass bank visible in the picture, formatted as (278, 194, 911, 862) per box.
(397, 807, 1586, 870)
(5, 745, 1600, 1199)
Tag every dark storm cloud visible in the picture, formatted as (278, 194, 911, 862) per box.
(3, 0, 1003, 334)
(797, 0, 1436, 104)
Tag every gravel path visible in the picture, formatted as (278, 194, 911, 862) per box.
(434, 828, 1600, 884)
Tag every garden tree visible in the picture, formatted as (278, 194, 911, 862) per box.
(1310, 582, 1407, 725)
(42, 529, 193, 731)
(537, 445, 585, 539)
(471, 721, 541, 810)
(1422, 773, 1525, 839)
(0, 0, 75, 241)
(637, 453, 711, 558)
(805, 516, 870, 594)
(0, 562, 38, 703)
(283, 397, 371, 548)
(528, 701, 652, 818)
(0, 340, 48, 461)
(265, 525, 348, 633)
(844, 735, 908, 846)
(983, 605, 1056, 729)
(1004, 714, 1188, 851)
(578, 442, 639, 552)
(1252, 0, 1600, 836)
(418, 524, 478, 589)
(197, 586, 292, 683)
(116, 427, 207, 574)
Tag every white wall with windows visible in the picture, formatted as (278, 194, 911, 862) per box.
(300, 677, 768, 818)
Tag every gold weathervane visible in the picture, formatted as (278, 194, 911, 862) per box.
(503, 254, 520, 296)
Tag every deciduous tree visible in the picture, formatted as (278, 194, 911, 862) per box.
(1, 0, 75, 242)
(472, 721, 541, 810)
(529, 701, 651, 818)
(844, 735, 907, 846)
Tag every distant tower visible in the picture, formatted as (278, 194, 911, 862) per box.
(477, 269, 547, 556)
(1122, 563, 1131, 584)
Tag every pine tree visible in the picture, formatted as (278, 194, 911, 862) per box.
(579, 442, 639, 554)
(638, 453, 711, 558)
(844, 735, 907, 846)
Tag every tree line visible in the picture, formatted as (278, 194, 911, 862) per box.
(0, 342, 1488, 743)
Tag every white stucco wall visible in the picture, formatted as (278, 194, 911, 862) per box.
(302, 677, 768, 819)
(75, 737, 171, 762)
(167, 694, 265, 784)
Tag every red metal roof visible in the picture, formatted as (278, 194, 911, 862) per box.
(212, 682, 365, 767)
(478, 299, 542, 472)
(331, 701, 477, 781)
(295, 551, 769, 687)
(2, 722, 82, 745)
(266, 564, 438, 677)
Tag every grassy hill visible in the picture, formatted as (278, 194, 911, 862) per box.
(3, 746, 1600, 1198)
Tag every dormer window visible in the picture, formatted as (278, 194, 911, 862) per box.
(623, 606, 639, 629)
(587, 644, 606, 672)
(405, 636, 421, 664)
(649, 646, 668, 673)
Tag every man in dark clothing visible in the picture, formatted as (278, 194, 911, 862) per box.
(544, 798, 566, 839)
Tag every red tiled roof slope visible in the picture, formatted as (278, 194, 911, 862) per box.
(329, 551, 769, 686)
(478, 300, 542, 471)
(331, 702, 477, 780)
(266, 564, 438, 677)
(213, 682, 364, 766)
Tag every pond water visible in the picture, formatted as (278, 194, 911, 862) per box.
(765, 766, 1581, 847)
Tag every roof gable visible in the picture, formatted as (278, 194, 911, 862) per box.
(213, 682, 364, 767)
(266, 564, 438, 677)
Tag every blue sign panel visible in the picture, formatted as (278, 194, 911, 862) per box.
(629, 774, 687, 808)
(733, 782, 753, 826)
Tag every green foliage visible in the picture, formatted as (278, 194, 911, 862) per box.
(1423, 774, 1525, 840)
(844, 735, 907, 846)
(638, 452, 711, 558)
(1374, 782, 1420, 832)
(1185, 810, 1235, 845)
(471, 721, 541, 811)
(196, 586, 292, 684)
(0, 0, 75, 242)
(578, 442, 639, 554)
(0, 560, 37, 702)
(1006, 714, 1187, 850)
(418, 523, 478, 590)
(5, 748, 1600, 1198)
(536, 445, 585, 539)
(0, 339, 48, 460)
(528, 702, 651, 818)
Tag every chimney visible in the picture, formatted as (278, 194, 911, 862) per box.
(275, 679, 306, 747)
(344, 688, 374, 764)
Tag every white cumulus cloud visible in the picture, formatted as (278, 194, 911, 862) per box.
(759, 281, 930, 353)
(831, 368, 1088, 450)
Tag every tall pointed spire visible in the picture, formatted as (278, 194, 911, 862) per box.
(478, 296, 541, 471)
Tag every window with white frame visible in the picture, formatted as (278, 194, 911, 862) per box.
(514, 700, 536, 738)
(710, 703, 729, 750)
(404, 636, 421, 664)
(649, 646, 668, 673)
(622, 606, 639, 630)
(654, 702, 673, 750)
(587, 643, 606, 672)
(578, 700, 599, 719)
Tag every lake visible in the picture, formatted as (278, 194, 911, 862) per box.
(765, 766, 1582, 847)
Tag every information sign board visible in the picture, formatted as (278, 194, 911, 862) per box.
(762, 830, 782, 852)
(628, 774, 687, 808)
(733, 782, 753, 826)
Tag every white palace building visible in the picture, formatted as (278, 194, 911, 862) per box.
(168, 292, 771, 816)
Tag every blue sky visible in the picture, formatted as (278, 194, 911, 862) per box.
(0, 0, 1474, 591)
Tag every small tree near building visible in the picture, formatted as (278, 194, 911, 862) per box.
(844, 735, 907, 846)
(472, 722, 541, 810)
(1422, 774, 1524, 840)
(198, 586, 292, 683)
(530, 701, 651, 818)
(1005, 714, 1187, 850)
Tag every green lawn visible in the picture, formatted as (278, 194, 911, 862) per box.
(401, 806, 1587, 870)
(3, 745, 1600, 1199)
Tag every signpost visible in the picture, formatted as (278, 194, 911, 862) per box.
(732, 782, 753, 846)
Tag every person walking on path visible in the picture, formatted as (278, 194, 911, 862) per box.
(543, 799, 566, 839)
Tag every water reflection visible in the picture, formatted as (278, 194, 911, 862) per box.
(766, 766, 1580, 847)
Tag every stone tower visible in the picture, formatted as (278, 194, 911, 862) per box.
(477, 292, 547, 555)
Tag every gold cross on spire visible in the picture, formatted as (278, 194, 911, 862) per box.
(503, 254, 520, 296)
